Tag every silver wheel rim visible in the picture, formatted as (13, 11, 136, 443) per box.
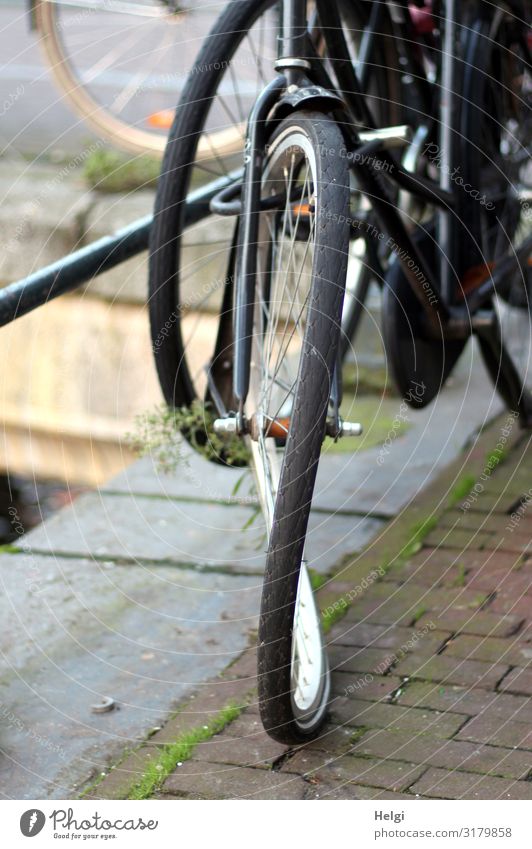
(247, 126, 329, 726)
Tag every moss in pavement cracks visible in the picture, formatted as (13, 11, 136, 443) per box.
(308, 568, 328, 592)
(321, 514, 438, 632)
(485, 446, 509, 470)
(349, 726, 368, 745)
(322, 603, 347, 634)
(128, 702, 242, 800)
(447, 474, 477, 508)
(411, 605, 427, 625)
(400, 516, 438, 559)
(452, 562, 467, 587)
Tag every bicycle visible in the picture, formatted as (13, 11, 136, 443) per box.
(148, 0, 531, 744)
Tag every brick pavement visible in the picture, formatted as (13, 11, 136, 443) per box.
(90, 418, 532, 800)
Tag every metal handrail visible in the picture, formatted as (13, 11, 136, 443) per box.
(0, 171, 239, 327)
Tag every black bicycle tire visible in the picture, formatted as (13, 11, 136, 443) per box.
(148, 0, 400, 409)
(256, 111, 350, 745)
(460, 11, 531, 414)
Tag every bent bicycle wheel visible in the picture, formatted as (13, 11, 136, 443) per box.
(244, 112, 350, 744)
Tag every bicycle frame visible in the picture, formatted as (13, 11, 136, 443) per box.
(231, 0, 532, 427)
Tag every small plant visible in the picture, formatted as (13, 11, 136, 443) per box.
(84, 148, 160, 193)
(127, 401, 250, 473)
(349, 726, 368, 744)
(0, 543, 20, 554)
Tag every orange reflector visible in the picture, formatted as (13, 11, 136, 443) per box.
(265, 417, 290, 438)
(147, 109, 174, 129)
(292, 202, 311, 216)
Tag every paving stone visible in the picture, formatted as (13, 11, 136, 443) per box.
(444, 634, 532, 666)
(222, 714, 271, 740)
(496, 534, 532, 555)
(488, 594, 532, 617)
(162, 761, 306, 799)
(332, 646, 397, 676)
(439, 510, 510, 533)
(353, 728, 531, 780)
(416, 610, 524, 638)
(26, 491, 267, 572)
(328, 621, 397, 648)
(329, 698, 466, 738)
(191, 728, 287, 770)
(409, 767, 532, 799)
(280, 750, 425, 792)
(409, 548, 519, 578)
(387, 549, 476, 588)
(486, 593, 532, 618)
(330, 622, 450, 657)
(397, 681, 532, 722)
(332, 786, 422, 800)
(299, 724, 360, 756)
(498, 666, 532, 696)
(104, 447, 258, 505)
(87, 747, 159, 801)
(424, 527, 494, 551)
(331, 671, 402, 702)
(457, 715, 532, 750)
(306, 783, 372, 799)
(394, 654, 510, 690)
(25, 490, 382, 575)
(466, 564, 530, 594)
(344, 583, 493, 629)
(458, 491, 525, 515)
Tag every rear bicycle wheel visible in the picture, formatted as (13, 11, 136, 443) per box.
(244, 112, 350, 744)
(148, 0, 401, 416)
(461, 8, 532, 416)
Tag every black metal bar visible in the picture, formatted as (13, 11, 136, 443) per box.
(234, 75, 286, 411)
(379, 152, 456, 210)
(315, 0, 376, 129)
(0, 172, 239, 327)
(357, 0, 386, 92)
(465, 234, 532, 314)
(350, 153, 450, 329)
(278, 0, 309, 71)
